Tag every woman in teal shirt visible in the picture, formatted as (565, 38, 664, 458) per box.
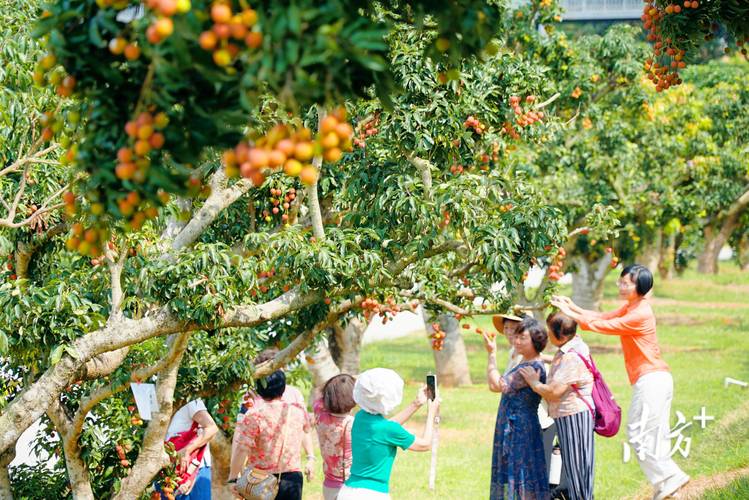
(337, 368, 439, 499)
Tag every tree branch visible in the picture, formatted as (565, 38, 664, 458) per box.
(387, 240, 465, 276)
(106, 246, 129, 322)
(722, 186, 749, 222)
(169, 169, 254, 252)
(406, 154, 433, 200)
(48, 399, 95, 500)
(534, 92, 561, 110)
(114, 332, 190, 500)
(307, 105, 327, 241)
(253, 297, 361, 379)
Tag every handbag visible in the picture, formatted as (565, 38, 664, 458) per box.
(235, 403, 290, 500)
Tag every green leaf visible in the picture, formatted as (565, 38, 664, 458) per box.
(49, 344, 64, 365)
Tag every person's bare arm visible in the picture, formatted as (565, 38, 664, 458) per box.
(176, 410, 218, 472)
(482, 332, 506, 393)
(228, 441, 249, 480)
(302, 429, 315, 481)
(389, 387, 427, 424)
(408, 399, 440, 451)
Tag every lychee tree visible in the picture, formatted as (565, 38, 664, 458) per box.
(0, 1, 581, 498)
(648, 58, 749, 275)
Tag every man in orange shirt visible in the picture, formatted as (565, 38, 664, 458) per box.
(552, 264, 689, 500)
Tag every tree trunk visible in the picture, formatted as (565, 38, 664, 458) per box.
(306, 316, 367, 389)
(658, 233, 676, 280)
(306, 335, 342, 389)
(571, 253, 613, 311)
(210, 429, 234, 500)
(424, 313, 472, 387)
(113, 332, 190, 500)
(736, 233, 749, 271)
(0, 449, 15, 500)
(61, 437, 95, 500)
(638, 230, 662, 273)
(698, 216, 738, 274)
(46, 400, 95, 500)
(331, 318, 366, 376)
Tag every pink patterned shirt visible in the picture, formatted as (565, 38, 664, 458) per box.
(235, 396, 310, 473)
(312, 398, 353, 488)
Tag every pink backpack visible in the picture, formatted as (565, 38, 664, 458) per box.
(571, 351, 622, 437)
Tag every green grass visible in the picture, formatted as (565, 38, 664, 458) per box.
(701, 476, 749, 499)
(304, 264, 749, 499)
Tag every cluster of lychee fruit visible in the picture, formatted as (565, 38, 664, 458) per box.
(464, 115, 486, 134)
(260, 186, 297, 223)
(509, 95, 544, 128)
(352, 113, 380, 149)
(430, 322, 446, 350)
(120, 110, 169, 182)
(198, 1, 262, 66)
(361, 297, 401, 323)
(223, 109, 353, 187)
(547, 246, 566, 282)
(143, 0, 192, 44)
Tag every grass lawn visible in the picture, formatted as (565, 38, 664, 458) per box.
(304, 264, 749, 499)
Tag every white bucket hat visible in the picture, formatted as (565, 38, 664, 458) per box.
(353, 368, 404, 416)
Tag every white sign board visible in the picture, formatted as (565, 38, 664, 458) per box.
(130, 383, 159, 420)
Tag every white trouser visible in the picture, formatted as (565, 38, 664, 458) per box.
(627, 371, 686, 485)
(337, 484, 391, 500)
(323, 485, 342, 500)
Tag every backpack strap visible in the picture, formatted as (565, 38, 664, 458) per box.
(569, 349, 595, 418)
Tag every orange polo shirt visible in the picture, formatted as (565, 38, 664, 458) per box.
(578, 298, 669, 385)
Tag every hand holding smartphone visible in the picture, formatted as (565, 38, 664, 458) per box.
(426, 374, 437, 401)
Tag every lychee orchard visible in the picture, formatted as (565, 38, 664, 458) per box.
(1, 0, 748, 498)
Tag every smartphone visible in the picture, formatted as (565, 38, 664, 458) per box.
(426, 374, 437, 401)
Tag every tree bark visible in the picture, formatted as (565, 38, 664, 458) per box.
(47, 400, 95, 500)
(658, 233, 676, 280)
(637, 230, 662, 274)
(306, 335, 342, 389)
(210, 429, 234, 500)
(306, 316, 367, 389)
(331, 317, 366, 376)
(113, 332, 190, 500)
(424, 313, 472, 387)
(0, 449, 15, 500)
(737, 233, 749, 271)
(169, 173, 252, 253)
(698, 188, 749, 274)
(698, 219, 737, 274)
(571, 253, 613, 311)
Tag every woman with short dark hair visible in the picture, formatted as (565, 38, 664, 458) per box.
(313, 374, 357, 500)
(229, 370, 311, 500)
(551, 264, 689, 500)
(482, 316, 550, 499)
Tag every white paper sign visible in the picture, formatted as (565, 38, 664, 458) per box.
(130, 383, 159, 420)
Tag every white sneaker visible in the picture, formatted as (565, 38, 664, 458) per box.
(653, 472, 690, 500)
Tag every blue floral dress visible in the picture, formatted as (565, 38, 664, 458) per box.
(490, 360, 550, 500)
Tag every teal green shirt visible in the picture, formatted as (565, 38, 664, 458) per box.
(345, 410, 416, 493)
